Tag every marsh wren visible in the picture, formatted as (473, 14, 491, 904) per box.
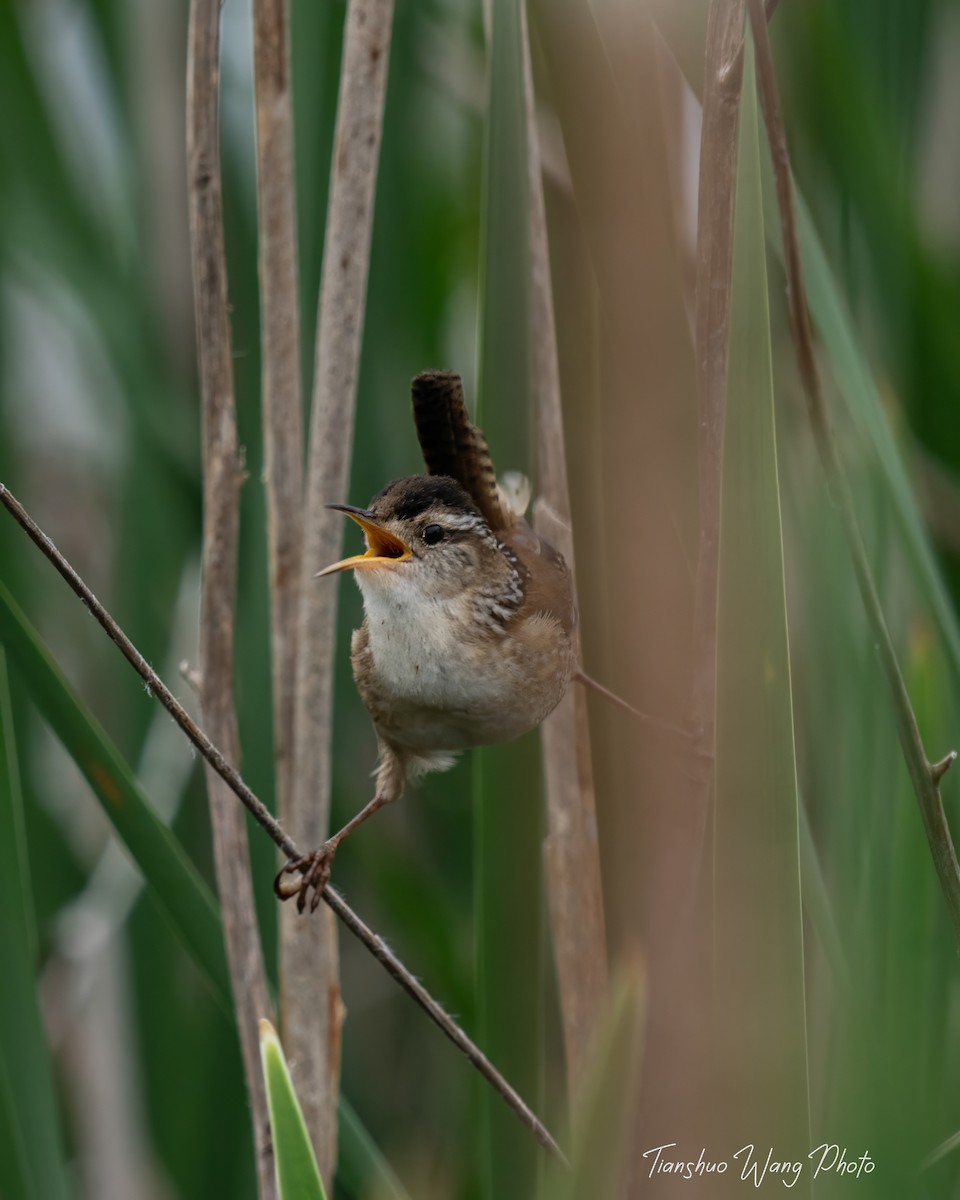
(276, 370, 576, 911)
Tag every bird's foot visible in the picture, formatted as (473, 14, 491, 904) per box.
(273, 842, 337, 914)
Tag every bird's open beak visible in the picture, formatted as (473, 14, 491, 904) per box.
(315, 504, 412, 577)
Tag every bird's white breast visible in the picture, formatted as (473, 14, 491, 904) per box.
(356, 571, 567, 752)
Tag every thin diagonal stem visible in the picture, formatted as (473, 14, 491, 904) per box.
(745, 0, 960, 941)
(0, 481, 566, 1163)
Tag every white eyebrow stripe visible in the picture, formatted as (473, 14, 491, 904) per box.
(429, 511, 488, 533)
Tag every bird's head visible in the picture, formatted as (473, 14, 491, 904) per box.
(318, 475, 514, 605)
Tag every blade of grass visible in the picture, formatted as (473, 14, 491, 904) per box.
(712, 28, 809, 1163)
(259, 1020, 328, 1200)
(798, 799, 849, 995)
(474, 0, 546, 1193)
(0, 580, 233, 1003)
(0, 648, 70, 1200)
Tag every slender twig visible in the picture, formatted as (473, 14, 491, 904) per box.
(521, 0, 608, 1101)
(745, 0, 960, 940)
(186, 6, 276, 1196)
(321, 888, 566, 1162)
(1, 488, 294, 850)
(0, 482, 566, 1162)
(288, 0, 395, 1175)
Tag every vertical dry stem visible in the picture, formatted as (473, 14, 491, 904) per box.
(253, 0, 304, 854)
(186, 3, 276, 1197)
(286, 0, 396, 1182)
(687, 0, 745, 856)
(250, 0, 312, 1137)
(521, 1, 608, 1100)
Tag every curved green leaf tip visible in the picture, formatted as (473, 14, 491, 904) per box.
(259, 1019, 328, 1200)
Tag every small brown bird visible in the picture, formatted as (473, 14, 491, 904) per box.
(276, 370, 576, 911)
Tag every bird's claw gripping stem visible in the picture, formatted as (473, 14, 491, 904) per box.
(274, 842, 337, 914)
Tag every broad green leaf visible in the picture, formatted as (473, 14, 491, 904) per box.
(259, 1019, 327, 1200)
(0, 649, 70, 1200)
(712, 31, 809, 1164)
(0, 580, 233, 1007)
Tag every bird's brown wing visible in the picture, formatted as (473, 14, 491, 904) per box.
(507, 522, 578, 637)
(411, 371, 507, 532)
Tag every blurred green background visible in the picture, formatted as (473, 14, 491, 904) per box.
(2, 0, 960, 1196)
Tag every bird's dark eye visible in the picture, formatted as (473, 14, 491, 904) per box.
(422, 524, 444, 545)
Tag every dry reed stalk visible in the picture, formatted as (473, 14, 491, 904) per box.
(250, 0, 313, 1132)
(186, 3, 276, 1196)
(287, 0, 395, 1182)
(252, 0, 304, 872)
(521, 1, 608, 1101)
(686, 0, 745, 879)
(531, 5, 730, 1184)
